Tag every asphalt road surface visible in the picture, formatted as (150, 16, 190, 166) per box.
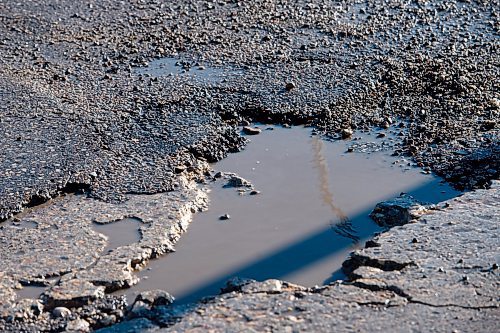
(0, 1, 498, 332)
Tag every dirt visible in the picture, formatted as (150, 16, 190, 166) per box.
(0, 0, 498, 332)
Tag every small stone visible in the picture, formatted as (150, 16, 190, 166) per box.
(242, 126, 262, 135)
(53, 307, 71, 318)
(134, 289, 174, 307)
(225, 175, 252, 188)
(376, 132, 386, 138)
(341, 128, 353, 139)
(369, 194, 427, 227)
(66, 319, 90, 332)
(174, 165, 186, 174)
(219, 214, 231, 220)
(220, 277, 256, 293)
(411, 238, 419, 243)
(99, 314, 116, 326)
(250, 190, 260, 195)
(285, 82, 296, 91)
(365, 240, 381, 248)
(242, 279, 283, 293)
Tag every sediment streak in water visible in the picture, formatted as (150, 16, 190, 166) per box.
(311, 136, 359, 242)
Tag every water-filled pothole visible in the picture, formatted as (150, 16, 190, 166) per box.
(92, 218, 143, 253)
(118, 125, 460, 304)
(8, 220, 38, 229)
(135, 57, 243, 83)
(16, 285, 46, 300)
(15, 277, 60, 300)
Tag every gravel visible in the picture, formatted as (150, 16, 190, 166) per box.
(0, 0, 498, 331)
(0, 0, 498, 221)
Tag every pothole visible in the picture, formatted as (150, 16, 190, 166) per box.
(135, 57, 243, 83)
(7, 220, 38, 229)
(15, 277, 59, 301)
(15, 285, 46, 300)
(116, 125, 461, 305)
(92, 218, 143, 253)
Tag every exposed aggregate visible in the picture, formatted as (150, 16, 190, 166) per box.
(0, 0, 499, 332)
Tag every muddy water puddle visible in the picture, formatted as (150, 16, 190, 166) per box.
(92, 218, 142, 254)
(15, 277, 59, 301)
(7, 220, 38, 229)
(16, 285, 46, 300)
(117, 126, 460, 304)
(135, 57, 243, 83)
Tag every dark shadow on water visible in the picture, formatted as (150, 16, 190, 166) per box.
(172, 181, 460, 305)
(172, 207, 373, 304)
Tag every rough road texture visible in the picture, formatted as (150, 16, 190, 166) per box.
(0, 169, 209, 331)
(0, 0, 498, 221)
(0, 0, 499, 332)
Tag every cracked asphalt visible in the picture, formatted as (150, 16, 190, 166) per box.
(0, 0, 499, 332)
(114, 184, 499, 333)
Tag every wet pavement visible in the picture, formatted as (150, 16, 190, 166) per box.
(118, 126, 460, 304)
(0, 0, 498, 331)
(1, 0, 497, 223)
(92, 218, 143, 254)
(160, 182, 499, 333)
(15, 286, 46, 301)
(135, 57, 244, 83)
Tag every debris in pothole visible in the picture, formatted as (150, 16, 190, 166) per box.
(222, 173, 253, 188)
(285, 82, 296, 91)
(133, 290, 174, 307)
(341, 128, 353, 139)
(115, 125, 460, 307)
(369, 194, 429, 227)
(242, 126, 262, 135)
(52, 306, 71, 318)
